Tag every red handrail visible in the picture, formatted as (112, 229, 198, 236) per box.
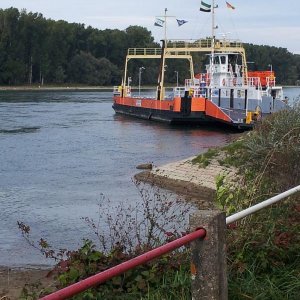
(41, 228, 206, 300)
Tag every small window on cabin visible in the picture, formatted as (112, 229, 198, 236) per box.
(220, 56, 226, 64)
(214, 57, 220, 64)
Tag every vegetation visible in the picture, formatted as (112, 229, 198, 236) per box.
(244, 44, 300, 85)
(215, 105, 300, 299)
(0, 7, 300, 86)
(18, 183, 193, 299)
(191, 147, 220, 167)
(0, 8, 159, 86)
(179, 105, 300, 299)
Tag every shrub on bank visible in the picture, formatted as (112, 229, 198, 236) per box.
(19, 184, 193, 299)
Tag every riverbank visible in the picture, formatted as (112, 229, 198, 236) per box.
(0, 85, 111, 91)
(0, 85, 158, 91)
(0, 267, 54, 299)
(0, 85, 298, 91)
(135, 155, 236, 209)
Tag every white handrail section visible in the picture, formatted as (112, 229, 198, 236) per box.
(226, 185, 300, 225)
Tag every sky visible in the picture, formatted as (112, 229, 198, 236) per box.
(2, 0, 300, 54)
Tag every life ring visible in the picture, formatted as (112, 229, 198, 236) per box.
(222, 79, 226, 86)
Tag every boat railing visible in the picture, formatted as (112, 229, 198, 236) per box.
(167, 38, 243, 50)
(185, 77, 208, 87)
(266, 76, 276, 87)
(193, 88, 206, 97)
(248, 77, 262, 89)
(127, 39, 243, 57)
(113, 86, 121, 96)
(128, 48, 162, 56)
(174, 87, 186, 97)
(215, 39, 243, 49)
(113, 85, 131, 97)
(185, 78, 207, 97)
(125, 86, 132, 97)
(223, 77, 243, 87)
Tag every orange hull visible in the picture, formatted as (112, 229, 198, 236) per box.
(112, 96, 250, 129)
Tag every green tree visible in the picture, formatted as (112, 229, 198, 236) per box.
(68, 51, 119, 85)
(0, 7, 299, 86)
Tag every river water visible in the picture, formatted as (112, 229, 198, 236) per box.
(0, 88, 299, 267)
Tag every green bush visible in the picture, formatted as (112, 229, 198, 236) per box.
(213, 106, 300, 299)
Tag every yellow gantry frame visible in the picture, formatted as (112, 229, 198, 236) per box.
(123, 39, 248, 100)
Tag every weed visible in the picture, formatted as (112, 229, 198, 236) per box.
(192, 148, 219, 167)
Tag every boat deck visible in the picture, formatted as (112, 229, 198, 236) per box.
(220, 108, 247, 123)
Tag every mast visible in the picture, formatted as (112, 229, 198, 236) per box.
(156, 8, 175, 100)
(164, 8, 168, 47)
(212, 0, 215, 47)
(210, 0, 216, 89)
(157, 39, 166, 101)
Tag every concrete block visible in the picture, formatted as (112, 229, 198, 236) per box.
(190, 210, 227, 300)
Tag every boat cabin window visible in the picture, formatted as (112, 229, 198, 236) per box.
(214, 56, 227, 65)
(214, 57, 219, 64)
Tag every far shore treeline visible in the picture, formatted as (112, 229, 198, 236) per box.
(1, 7, 300, 86)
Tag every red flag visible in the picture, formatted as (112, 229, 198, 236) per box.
(226, 1, 235, 9)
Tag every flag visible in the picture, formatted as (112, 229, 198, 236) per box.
(176, 19, 188, 26)
(226, 1, 235, 9)
(154, 18, 164, 27)
(200, 1, 211, 12)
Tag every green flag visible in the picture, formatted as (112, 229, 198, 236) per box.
(200, 1, 211, 12)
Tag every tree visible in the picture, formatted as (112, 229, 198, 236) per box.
(68, 52, 119, 85)
(0, 7, 299, 86)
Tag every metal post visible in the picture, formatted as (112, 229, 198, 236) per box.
(174, 70, 178, 87)
(190, 210, 227, 300)
(138, 67, 145, 97)
(268, 64, 273, 73)
(164, 8, 168, 47)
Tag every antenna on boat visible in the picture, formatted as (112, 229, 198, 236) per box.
(155, 8, 175, 46)
(210, 0, 218, 89)
(164, 8, 168, 46)
(155, 8, 175, 101)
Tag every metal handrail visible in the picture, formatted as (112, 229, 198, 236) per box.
(40, 229, 206, 300)
(128, 48, 162, 55)
(226, 185, 300, 224)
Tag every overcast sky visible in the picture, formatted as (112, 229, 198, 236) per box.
(2, 0, 300, 54)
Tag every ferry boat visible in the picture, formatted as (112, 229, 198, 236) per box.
(112, 3, 288, 130)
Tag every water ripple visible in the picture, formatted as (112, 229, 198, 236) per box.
(0, 126, 40, 134)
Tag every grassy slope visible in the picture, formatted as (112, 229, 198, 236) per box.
(193, 107, 300, 299)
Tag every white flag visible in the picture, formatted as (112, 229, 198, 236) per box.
(154, 18, 164, 27)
